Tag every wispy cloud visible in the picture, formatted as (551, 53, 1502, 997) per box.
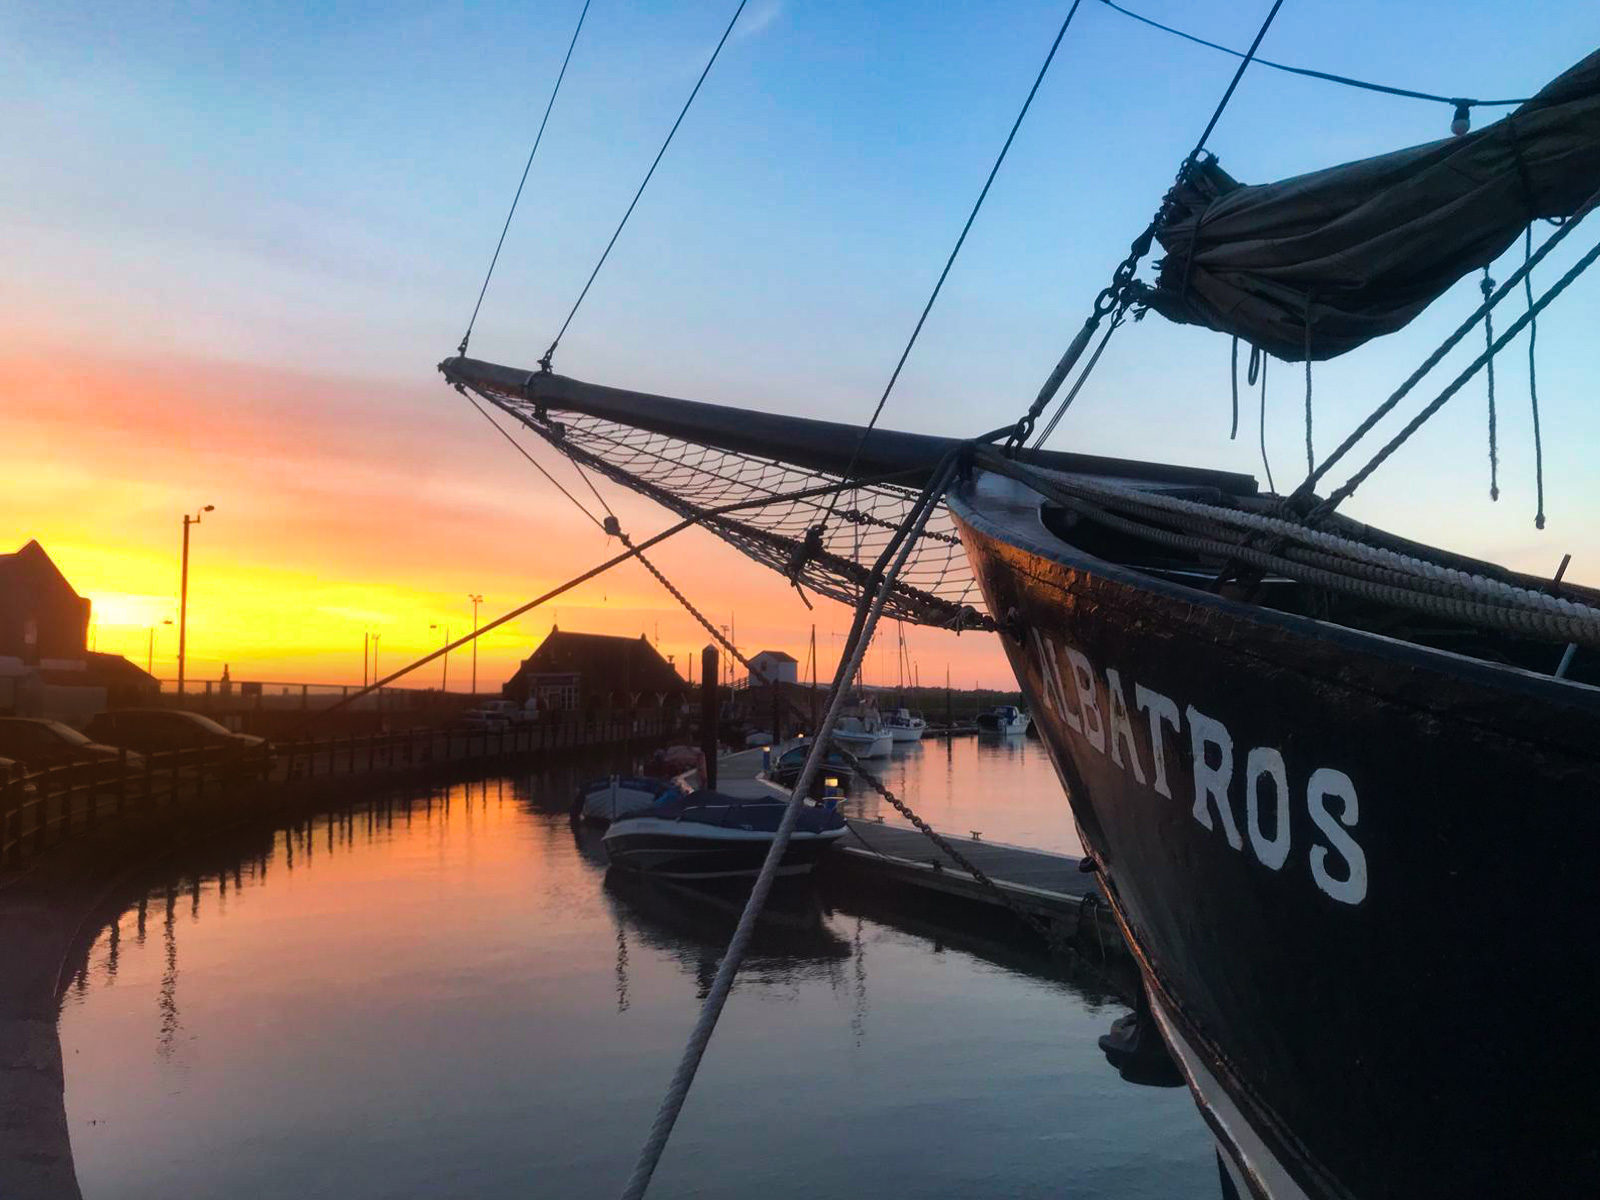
(732, 0, 783, 42)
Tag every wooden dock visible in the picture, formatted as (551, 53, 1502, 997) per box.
(711, 746, 1122, 953)
(833, 818, 1103, 920)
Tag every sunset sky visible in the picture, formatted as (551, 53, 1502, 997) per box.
(5, 1, 1597, 693)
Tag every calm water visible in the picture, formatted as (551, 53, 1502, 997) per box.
(57, 738, 1213, 1199)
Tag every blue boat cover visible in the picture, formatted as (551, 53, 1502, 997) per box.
(648, 789, 846, 833)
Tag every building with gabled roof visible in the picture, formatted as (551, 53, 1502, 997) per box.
(0, 540, 158, 722)
(502, 626, 688, 711)
(748, 649, 798, 686)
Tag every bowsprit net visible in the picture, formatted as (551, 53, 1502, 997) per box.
(458, 377, 994, 634)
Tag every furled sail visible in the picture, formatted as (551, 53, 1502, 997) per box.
(1136, 48, 1600, 361)
(440, 357, 1255, 631)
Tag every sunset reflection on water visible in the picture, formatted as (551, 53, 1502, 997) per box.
(57, 746, 1207, 1199)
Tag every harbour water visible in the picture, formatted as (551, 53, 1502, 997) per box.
(57, 738, 1212, 1198)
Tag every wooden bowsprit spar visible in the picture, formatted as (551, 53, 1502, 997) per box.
(440, 355, 1257, 634)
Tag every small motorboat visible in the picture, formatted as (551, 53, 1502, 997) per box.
(975, 705, 1030, 735)
(766, 741, 856, 789)
(830, 710, 892, 758)
(602, 789, 848, 880)
(883, 707, 926, 742)
(574, 774, 688, 824)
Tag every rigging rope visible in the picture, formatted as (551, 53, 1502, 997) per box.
(1006, 0, 1285, 450)
(455, 385, 607, 530)
(1229, 336, 1241, 440)
(1524, 226, 1547, 529)
(1481, 269, 1500, 501)
(1258, 351, 1275, 494)
(618, 456, 959, 1200)
(828, 0, 1086, 506)
(283, 470, 887, 735)
(1311, 230, 1600, 520)
(1303, 309, 1314, 474)
(1030, 306, 1124, 448)
(540, 0, 748, 372)
(1092, 0, 1529, 121)
(457, 0, 592, 357)
(1294, 183, 1600, 503)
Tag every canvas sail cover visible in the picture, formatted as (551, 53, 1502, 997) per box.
(1137, 48, 1600, 361)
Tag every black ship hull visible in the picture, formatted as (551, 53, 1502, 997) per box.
(950, 472, 1600, 1200)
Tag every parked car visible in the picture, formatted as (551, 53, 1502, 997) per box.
(456, 707, 510, 733)
(85, 709, 270, 765)
(0, 756, 38, 801)
(0, 717, 139, 772)
(473, 699, 538, 727)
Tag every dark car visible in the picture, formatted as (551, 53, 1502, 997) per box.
(0, 717, 138, 772)
(85, 709, 270, 764)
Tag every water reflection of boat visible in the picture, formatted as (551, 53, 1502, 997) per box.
(602, 790, 847, 880)
(602, 869, 851, 965)
(975, 705, 1030, 735)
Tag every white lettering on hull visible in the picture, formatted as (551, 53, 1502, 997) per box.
(1028, 632, 1368, 905)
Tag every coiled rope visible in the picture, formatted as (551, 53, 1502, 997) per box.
(974, 449, 1600, 650)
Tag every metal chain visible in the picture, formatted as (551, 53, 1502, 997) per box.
(845, 754, 1077, 956)
(622, 490, 1080, 956)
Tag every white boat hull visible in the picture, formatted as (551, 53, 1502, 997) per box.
(831, 730, 893, 758)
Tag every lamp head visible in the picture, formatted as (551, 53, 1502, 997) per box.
(202, 504, 215, 512)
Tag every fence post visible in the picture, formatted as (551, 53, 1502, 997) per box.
(1, 766, 14, 868)
(367, 734, 375, 773)
(170, 749, 181, 804)
(117, 747, 128, 817)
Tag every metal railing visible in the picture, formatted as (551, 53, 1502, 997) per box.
(0, 715, 682, 870)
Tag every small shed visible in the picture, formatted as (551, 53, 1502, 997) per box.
(748, 649, 798, 686)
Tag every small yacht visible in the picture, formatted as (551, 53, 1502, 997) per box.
(767, 741, 856, 789)
(601, 790, 848, 879)
(573, 774, 687, 824)
(883, 707, 926, 743)
(830, 710, 893, 758)
(976, 705, 1031, 735)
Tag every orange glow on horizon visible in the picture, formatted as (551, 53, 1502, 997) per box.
(4, 345, 1020, 692)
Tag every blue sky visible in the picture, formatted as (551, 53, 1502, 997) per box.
(4, 1, 1597, 685)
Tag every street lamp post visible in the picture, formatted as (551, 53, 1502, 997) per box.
(147, 618, 173, 675)
(430, 624, 450, 691)
(468, 594, 483, 696)
(176, 505, 214, 696)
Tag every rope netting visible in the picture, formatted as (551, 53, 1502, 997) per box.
(464, 380, 993, 632)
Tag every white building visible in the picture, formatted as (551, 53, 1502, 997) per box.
(747, 649, 798, 686)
